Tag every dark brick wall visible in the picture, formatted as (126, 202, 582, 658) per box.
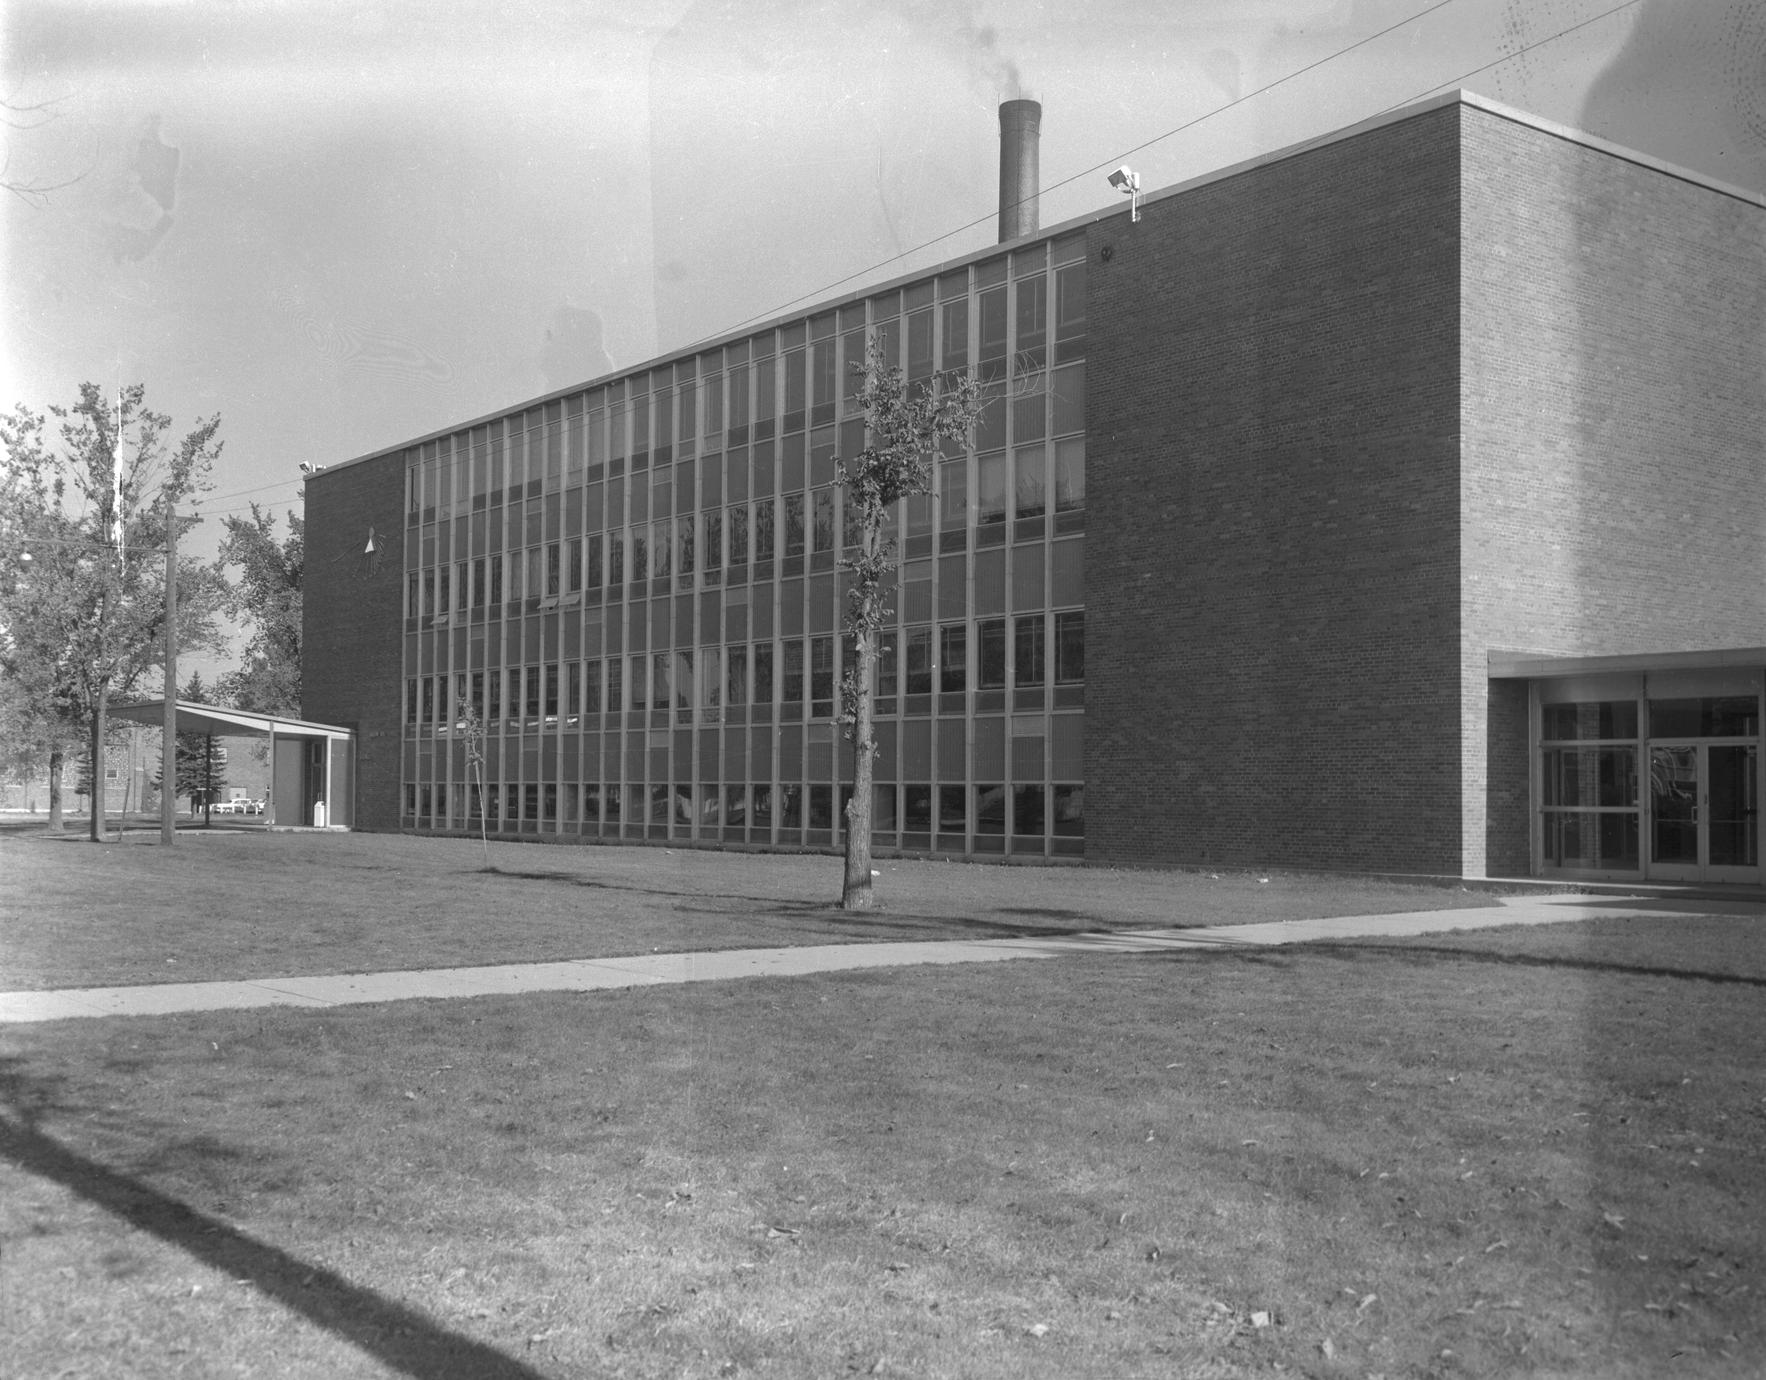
(1459, 107, 1766, 873)
(1086, 105, 1465, 873)
(1483, 678, 1531, 877)
(302, 455, 406, 831)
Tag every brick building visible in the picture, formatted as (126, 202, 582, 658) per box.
(303, 92, 1764, 884)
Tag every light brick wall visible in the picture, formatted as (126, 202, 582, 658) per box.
(1459, 107, 1766, 874)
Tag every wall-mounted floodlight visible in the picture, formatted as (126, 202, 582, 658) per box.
(1108, 165, 1141, 222)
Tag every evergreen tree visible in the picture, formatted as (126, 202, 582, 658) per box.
(155, 671, 228, 811)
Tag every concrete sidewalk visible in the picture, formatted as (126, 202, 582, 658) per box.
(2, 892, 1756, 1025)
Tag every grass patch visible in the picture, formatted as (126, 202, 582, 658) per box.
(0, 829, 1495, 990)
(3, 915, 1761, 1377)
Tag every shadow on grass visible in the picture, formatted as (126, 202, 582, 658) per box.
(475, 865, 1113, 941)
(1303, 942, 1766, 988)
(0, 1066, 545, 1380)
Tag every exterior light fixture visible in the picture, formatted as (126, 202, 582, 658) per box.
(1108, 165, 1141, 222)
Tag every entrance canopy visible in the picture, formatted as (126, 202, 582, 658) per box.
(110, 700, 355, 829)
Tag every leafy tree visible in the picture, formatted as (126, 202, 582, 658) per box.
(835, 338, 982, 910)
(0, 383, 225, 838)
(214, 504, 302, 716)
(154, 671, 229, 813)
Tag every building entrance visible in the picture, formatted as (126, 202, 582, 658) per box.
(1649, 741, 1760, 883)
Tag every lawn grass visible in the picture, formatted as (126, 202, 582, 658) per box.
(0, 828, 1497, 990)
(2, 914, 1761, 1378)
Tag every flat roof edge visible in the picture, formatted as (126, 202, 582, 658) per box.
(312, 90, 1761, 482)
(109, 700, 356, 738)
(1489, 647, 1766, 679)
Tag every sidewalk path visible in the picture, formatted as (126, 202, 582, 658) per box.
(3, 892, 1756, 1025)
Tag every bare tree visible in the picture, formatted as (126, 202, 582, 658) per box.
(836, 338, 982, 910)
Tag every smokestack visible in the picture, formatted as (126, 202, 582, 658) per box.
(998, 99, 1041, 243)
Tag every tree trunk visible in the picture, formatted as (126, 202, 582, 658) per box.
(47, 747, 64, 832)
(841, 627, 876, 910)
(89, 679, 109, 843)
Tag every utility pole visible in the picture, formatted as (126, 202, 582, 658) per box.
(162, 493, 177, 845)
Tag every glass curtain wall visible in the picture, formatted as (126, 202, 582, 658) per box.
(402, 233, 1087, 856)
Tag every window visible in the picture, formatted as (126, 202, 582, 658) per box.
(878, 631, 899, 697)
(811, 636, 834, 713)
(1055, 611, 1084, 682)
(652, 520, 671, 579)
(978, 619, 1007, 689)
(406, 679, 418, 725)
(976, 454, 1007, 525)
(1013, 446, 1046, 520)
(546, 542, 561, 597)
(978, 285, 1007, 381)
(631, 528, 648, 581)
(1014, 274, 1047, 367)
(1014, 615, 1045, 687)
(941, 297, 968, 372)
(703, 508, 721, 570)
(586, 534, 602, 588)
(975, 783, 1006, 835)
(584, 659, 602, 715)
(1054, 438, 1085, 512)
(940, 460, 967, 531)
(544, 664, 560, 721)
(567, 538, 583, 594)
(939, 624, 966, 693)
(677, 514, 695, 575)
(813, 490, 835, 553)
(784, 493, 806, 557)
(652, 652, 671, 710)
(938, 784, 966, 833)
(1053, 784, 1084, 837)
(525, 665, 542, 721)
(782, 639, 805, 704)
(489, 553, 504, 603)
(727, 504, 746, 565)
(1054, 260, 1086, 362)
(726, 645, 748, 705)
(754, 642, 774, 705)
(753, 498, 775, 562)
(905, 628, 933, 695)
(470, 670, 485, 717)
(488, 668, 504, 722)
(606, 659, 624, 713)
(674, 649, 694, 711)
(472, 557, 486, 607)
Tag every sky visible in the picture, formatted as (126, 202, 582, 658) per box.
(3, 0, 1763, 676)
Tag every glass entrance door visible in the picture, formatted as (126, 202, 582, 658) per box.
(1649, 742, 1761, 883)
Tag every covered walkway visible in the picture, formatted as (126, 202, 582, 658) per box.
(109, 701, 355, 830)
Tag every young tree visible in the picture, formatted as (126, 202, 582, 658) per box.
(214, 504, 302, 716)
(0, 383, 224, 839)
(835, 338, 982, 910)
(459, 702, 492, 869)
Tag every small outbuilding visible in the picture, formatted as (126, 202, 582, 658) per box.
(109, 701, 356, 830)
